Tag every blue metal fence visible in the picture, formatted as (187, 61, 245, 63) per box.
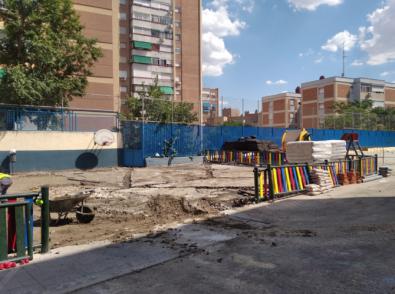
(122, 121, 395, 167)
(0, 106, 119, 132)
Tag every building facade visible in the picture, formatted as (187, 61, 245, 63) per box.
(71, 0, 120, 112)
(202, 88, 219, 124)
(262, 92, 301, 128)
(301, 76, 395, 128)
(119, 0, 202, 121)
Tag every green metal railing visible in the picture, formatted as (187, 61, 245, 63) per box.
(0, 186, 49, 265)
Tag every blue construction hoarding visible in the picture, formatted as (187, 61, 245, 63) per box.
(122, 121, 395, 167)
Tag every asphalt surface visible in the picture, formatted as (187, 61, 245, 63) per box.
(73, 177, 395, 294)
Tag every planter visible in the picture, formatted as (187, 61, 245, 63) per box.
(145, 156, 204, 167)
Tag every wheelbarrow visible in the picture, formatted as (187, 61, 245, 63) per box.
(49, 192, 95, 224)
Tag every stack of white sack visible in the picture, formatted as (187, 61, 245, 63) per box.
(286, 140, 346, 164)
(309, 168, 334, 193)
(327, 140, 347, 161)
(305, 184, 321, 196)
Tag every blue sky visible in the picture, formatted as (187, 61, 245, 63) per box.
(202, 0, 395, 112)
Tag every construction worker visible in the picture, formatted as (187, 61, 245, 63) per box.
(0, 172, 12, 195)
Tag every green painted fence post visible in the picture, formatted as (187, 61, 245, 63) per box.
(41, 186, 50, 253)
(25, 202, 33, 260)
(0, 207, 7, 262)
(15, 205, 25, 258)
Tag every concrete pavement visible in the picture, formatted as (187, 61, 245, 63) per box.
(1, 177, 395, 294)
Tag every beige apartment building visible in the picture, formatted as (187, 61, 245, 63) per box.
(262, 92, 301, 128)
(71, 0, 120, 112)
(119, 0, 202, 121)
(301, 76, 395, 128)
(202, 88, 219, 124)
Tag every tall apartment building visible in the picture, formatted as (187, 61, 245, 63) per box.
(119, 0, 202, 121)
(262, 92, 301, 128)
(202, 88, 219, 124)
(71, 0, 120, 112)
(301, 76, 395, 128)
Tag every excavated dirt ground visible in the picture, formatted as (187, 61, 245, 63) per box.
(8, 164, 256, 248)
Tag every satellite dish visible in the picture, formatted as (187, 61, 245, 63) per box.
(94, 129, 115, 146)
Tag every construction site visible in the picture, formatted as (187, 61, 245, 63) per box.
(1, 127, 395, 293)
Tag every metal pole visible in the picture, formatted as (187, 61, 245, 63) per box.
(221, 95, 224, 123)
(41, 186, 50, 253)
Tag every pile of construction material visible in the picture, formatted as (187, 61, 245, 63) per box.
(379, 167, 392, 177)
(286, 140, 346, 164)
(306, 168, 334, 195)
(337, 172, 360, 185)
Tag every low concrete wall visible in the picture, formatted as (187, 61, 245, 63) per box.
(0, 131, 122, 172)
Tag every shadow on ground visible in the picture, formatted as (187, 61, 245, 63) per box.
(1, 195, 395, 294)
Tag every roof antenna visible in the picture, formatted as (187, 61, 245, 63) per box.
(342, 42, 346, 77)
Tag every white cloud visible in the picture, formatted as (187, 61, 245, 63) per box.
(203, 7, 245, 37)
(380, 71, 390, 77)
(266, 80, 288, 85)
(322, 31, 358, 52)
(202, 1, 247, 76)
(299, 48, 314, 58)
(351, 60, 364, 66)
(202, 32, 233, 77)
(288, 0, 343, 11)
(314, 57, 324, 63)
(359, 0, 395, 65)
(235, 0, 255, 13)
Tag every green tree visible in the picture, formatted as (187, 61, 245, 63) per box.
(0, 0, 102, 106)
(124, 77, 198, 124)
(325, 98, 395, 130)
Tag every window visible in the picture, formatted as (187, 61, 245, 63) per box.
(119, 13, 126, 20)
(119, 70, 128, 79)
(120, 86, 127, 93)
(120, 42, 126, 49)
(160, 16, 172, 25)
(163, 31, 173, 40)
(318, 88, 324, 101)
(372, 100, 385, 108)
(120, 27, 127, 35)
(203, 102, 210, 113)
(152, 15, 160, 23)
(372, 86, 384, 93)
(134, 26, 151, 35)
(361, 84, 372, 93)
(175, 34, 181, 41)
(175, 48, 181, 54)
(318, 103, 325, 116)
(133, 12, 150, 21)
(151, 29, 161, 38)
(152, 58, 160, 65)
(269, 101, 273, 112)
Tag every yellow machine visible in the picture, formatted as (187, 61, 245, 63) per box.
(281, 129, 311, 151)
